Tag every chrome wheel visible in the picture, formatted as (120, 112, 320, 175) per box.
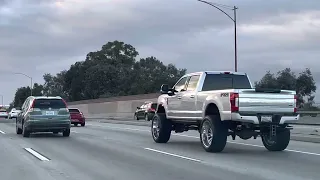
(261, 134, 276, 146)
(201, 121, 214, 148)
(152, 116, 160, 139)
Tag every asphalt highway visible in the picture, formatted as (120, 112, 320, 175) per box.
(0, 120, 319, 180)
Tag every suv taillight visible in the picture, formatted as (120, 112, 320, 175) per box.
(62, 99, 68, 108)
(294, 95, 297, 113)
(28, 99, 36, 112)
(230, 93, 239, 112)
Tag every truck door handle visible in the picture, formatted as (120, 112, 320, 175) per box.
(190, 95, 195, 98)
(177, 96, 182, 99)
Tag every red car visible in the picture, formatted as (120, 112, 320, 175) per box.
(68, 108, 85, 126)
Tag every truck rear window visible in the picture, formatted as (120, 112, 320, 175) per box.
(202, 74, 252, 91)
(68, 109, 80, 113)
(33, 99, 66, 109)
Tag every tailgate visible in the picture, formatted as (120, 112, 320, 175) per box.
(238, 89, 296, 114)
(70, 113, 82, 119)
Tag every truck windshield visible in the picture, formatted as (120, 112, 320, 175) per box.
(202, 74, 252, 91)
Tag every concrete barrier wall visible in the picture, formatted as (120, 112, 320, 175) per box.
(67, 93, 320, 123)
(67, 93, 159, 119)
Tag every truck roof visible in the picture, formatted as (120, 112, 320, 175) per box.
(185, 71, 247, 76)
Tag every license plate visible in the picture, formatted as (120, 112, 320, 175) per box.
(45, 111, 55, 116)
(261, 115, 272, 122)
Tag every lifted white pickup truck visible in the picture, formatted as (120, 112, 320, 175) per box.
(151, 71, 299, 153)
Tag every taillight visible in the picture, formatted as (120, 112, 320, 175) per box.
(30, 99, 36, 108)
(294, 95, 297, 113)
(62, 99, 68, 108)
(28, 99, 36, 112)
(230, 93, 239, 112)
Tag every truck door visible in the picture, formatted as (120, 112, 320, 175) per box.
(180, 75, 201, 118)
(167, 76, 188, 117)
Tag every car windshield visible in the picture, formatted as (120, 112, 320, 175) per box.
(69, 109, 80, 113)
(33, 99, 66, 109)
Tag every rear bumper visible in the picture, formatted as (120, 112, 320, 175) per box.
(25, 120, 71, 132)
(229, 113, 300, 125)
(71, 118, 85, 124)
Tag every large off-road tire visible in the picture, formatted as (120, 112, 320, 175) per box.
(151, 113, 172, 143)
(261, 128, 290, 151)
(200, 115, 228, 153)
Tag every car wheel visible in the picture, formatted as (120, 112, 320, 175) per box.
(261, 128, 290, 151)
(74, 123, 78, 126)
(22, 123, 30, 138)
(151, 113, 172, 143)
(81, 122, 85, 127)
(134, 114, 139, 120)
(63, 129, 70, 137)
(16, 122, 22, 135)
(200, 115, 228, 153)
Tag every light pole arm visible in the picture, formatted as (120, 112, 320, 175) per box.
(14, 73, 33, 96)
(197, 0, 235, 22)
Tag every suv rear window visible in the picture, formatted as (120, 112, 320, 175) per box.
(33, 99, 66, 109)
(202, 74, 252, 91)
(68, 109, 80, 113)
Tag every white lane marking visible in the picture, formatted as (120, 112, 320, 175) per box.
(0, 130, 5, 134)
(144, 147, 202, 163)
(88, 123, 320, 156)
(24, 148, 50, 161)
(87, 124, 149, 132)
(71, 130, 78, 133)
(293, 126, 320, 129)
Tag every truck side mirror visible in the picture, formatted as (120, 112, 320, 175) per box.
(160, 84, 169, 94)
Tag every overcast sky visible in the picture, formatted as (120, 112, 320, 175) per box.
(0, 0, 319, 105)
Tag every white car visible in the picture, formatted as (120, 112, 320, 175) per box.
(0, 109, 8, 119)
(8, 109, 20, 119)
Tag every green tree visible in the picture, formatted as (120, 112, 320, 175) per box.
(43, 71, 68, 100)
(12, 83, 44, 108)
(63, 40, 186, 101)
(255, 68, 316, 108)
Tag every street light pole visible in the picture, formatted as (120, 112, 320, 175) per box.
(197, 0, 238, 72)
(0, 95, 3, 108)
(14, 73, 33, 96)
